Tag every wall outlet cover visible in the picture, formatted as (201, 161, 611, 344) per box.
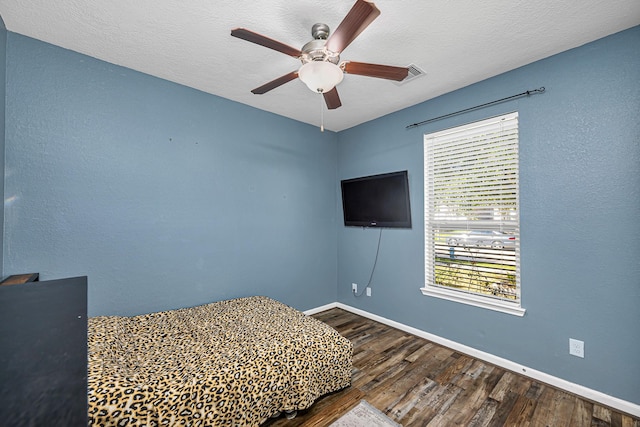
(569, 338, 584, 358)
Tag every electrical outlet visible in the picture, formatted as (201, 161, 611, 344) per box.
(352, 283, 357, 293)
(366, 287, 371, 297)
(569, 338, 584, 358)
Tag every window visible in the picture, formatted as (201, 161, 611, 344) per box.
(422, 112, 524, 316)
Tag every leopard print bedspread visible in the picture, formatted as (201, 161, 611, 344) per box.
(88, 296, 352, 426)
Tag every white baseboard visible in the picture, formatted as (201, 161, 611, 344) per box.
(305, 301, 640, 418)
(303, 302, 338, 316)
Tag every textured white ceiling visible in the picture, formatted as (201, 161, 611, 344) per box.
(1, 0, 639, 131)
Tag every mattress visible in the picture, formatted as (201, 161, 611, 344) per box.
(88, 296, 352, 426)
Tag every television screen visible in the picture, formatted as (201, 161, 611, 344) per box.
(341, 170, 412, 228)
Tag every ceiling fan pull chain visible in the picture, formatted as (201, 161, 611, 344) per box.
(319, 90, 325, 132)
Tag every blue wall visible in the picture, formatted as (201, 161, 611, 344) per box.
(3, 34, 339, 316)
(0, 16, 6, 276)
(337, 26, 640, 404)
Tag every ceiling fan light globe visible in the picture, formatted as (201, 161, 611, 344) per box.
(298, 61, 344, 93)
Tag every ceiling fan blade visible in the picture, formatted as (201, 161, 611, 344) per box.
(231, 28, 301, 58)
(325, 0, 381, 54)
(323, 87, 342, 109)
(343, 61, 409, 81)
(251, 71, 299, 94)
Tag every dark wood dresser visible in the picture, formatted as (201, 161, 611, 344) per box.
(0, 276, 88, 426)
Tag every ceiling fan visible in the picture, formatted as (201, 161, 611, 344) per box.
(231, 0, 409, 110)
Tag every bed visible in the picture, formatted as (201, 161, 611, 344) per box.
(88, 296, 352, 426)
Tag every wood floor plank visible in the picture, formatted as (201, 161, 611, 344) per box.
(487, 390, 522, 426)
(530, 385, 559, 427)
(434, 353, 474, 385)
(502, 394, 537, 426)
(263, 309, 640, 427)
(302, 388, 364, 427)
(467, 397, 499, 427)
(611, 411, 624, 427)
(416, 351, 458, 382)
(434, 364, 503, 426)
(525, 381, 546, 400)
(544, 389, 577, 426)
(489, 370, 531, 402)
(571, 397, 594, 426)
(594, 404, 613, 423)
(404, 341, 434, 362)
(358, 360, 410, 394)
(592, 418, 611, 427)
(425, 384, 490, 426)
(385, 376, 438, 420)
(403, 383, 463, 426)
(622, 415, 640, 427)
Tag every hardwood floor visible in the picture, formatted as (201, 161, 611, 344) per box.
(264, 308, 639, 427)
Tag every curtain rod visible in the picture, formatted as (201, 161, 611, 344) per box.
(406, 87, 545, 129)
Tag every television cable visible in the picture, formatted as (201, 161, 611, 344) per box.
(353, 227, 383, 297)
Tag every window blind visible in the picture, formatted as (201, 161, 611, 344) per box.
(424, 112, 520, 304)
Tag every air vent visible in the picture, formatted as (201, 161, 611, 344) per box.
(395, 63, 426, 85)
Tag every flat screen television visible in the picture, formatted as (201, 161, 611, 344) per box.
(341, 170, 412, 228)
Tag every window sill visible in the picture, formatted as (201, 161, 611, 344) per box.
(420, 286, 526, 317)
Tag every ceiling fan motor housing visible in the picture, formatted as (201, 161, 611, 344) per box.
(301, 23, 340, 65)
(311, 23, 330, 39)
